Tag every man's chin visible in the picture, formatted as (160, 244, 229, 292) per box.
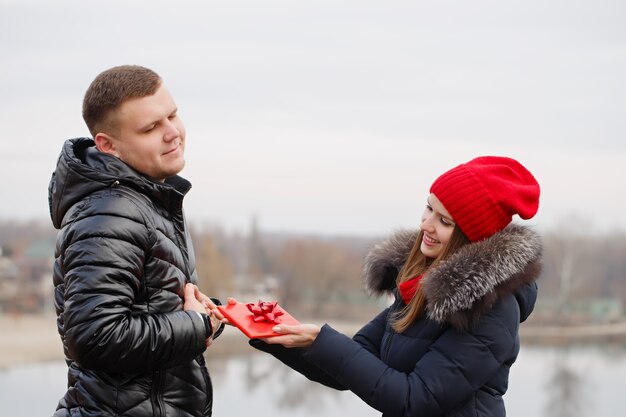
(175, 160, 186, 174)
(148, 164, 185, 182)
(168, 160, 186, 178)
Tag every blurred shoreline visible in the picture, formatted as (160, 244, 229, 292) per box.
(0, 313, 61, 369)
(2, 313, 626, 370)
(0, 313, 365, 370)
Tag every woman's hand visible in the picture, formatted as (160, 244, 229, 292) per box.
(260, 324, 321, 348)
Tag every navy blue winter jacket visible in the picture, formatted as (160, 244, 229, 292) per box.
(252, 226, 542, 417)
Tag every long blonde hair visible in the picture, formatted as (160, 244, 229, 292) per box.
(392, 225, 470, 333)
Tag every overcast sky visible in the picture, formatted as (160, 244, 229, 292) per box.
(1, 0, 625, 236)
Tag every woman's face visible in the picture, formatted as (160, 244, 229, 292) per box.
(419, 193, 456, 258)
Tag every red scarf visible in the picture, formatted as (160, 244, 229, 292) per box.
(398, 274, 424, 305)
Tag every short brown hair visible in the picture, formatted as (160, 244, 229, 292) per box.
(82, 65, 162, 136)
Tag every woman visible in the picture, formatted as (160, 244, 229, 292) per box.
(238, 156, 542, 417)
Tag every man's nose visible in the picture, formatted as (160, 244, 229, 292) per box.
(163, 120, 180, 141)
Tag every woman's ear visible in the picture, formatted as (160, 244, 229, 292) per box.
(94, 133, 119, 157)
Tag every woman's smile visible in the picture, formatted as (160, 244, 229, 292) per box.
(422, 234, 440, 247)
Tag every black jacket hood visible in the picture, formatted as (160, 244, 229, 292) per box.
(362, 224, 542, 329)
(48, 138, 190, 229)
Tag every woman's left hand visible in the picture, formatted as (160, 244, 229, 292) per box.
(260, 324, 321, 348)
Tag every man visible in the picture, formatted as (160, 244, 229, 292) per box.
(48, 65, 223, 417)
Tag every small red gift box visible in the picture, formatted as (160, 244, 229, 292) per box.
(217, 301, 300, 339)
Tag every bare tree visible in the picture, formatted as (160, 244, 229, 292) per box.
(544, 353, 588, 417)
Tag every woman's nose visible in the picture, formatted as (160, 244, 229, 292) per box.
(420, 215, 434, 232)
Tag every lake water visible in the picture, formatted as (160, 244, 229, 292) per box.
(1, 345, 624, 417)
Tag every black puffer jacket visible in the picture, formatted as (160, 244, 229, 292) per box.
(48, 138, 213, 417)
(252, 225, 542, 417)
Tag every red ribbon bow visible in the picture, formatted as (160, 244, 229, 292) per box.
(246, 300, 284, 324)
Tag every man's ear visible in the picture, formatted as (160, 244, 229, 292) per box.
(94, 133, 119, 157)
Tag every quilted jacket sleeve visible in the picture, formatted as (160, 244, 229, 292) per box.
(300, 297, 520, 417)
(252, 297, 520, 416)
(250, 307, 391, 389)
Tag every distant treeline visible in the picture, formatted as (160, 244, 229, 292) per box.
(1, 219, 625, 322)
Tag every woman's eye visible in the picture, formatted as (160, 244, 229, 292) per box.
(425, 204, 433, 211)
(440, 217, 452, 226)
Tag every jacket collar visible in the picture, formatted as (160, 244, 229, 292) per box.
(363, 224, 542, 329)
(49, 138, 191, 228)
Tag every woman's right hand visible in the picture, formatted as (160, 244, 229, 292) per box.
(260, 323, 321, 348)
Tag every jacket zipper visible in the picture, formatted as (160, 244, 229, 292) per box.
(382, 301, 401, 361)
(197, 355, 213, 414)
(151, 370, 166, 417)
(171, 212, 192, 282)
(382, 331, 394, 362)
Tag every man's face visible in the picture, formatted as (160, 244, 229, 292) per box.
(106, 84, 186, 182)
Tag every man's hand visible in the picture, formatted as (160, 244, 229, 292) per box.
(193, 285, 216, 309)
(183, 283, 206, 314)
(209, 297, 237, 326)
(193, 286, 226, 336)
(183, 283, 215, 346)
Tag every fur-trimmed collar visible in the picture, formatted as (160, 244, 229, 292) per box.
(363, 224, 542, 329)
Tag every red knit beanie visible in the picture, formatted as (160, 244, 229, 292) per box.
(429, 156, 540, 242)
